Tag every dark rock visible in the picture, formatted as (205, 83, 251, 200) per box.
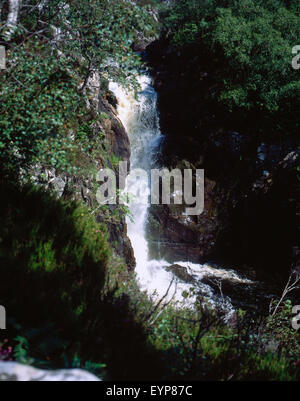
(146, 38, 298, 280)
(146, 175, 219, 264)
(201, 275, 274, 313)
(98, 96, 131, 163)
(165, 264, 195, 284)
(98, 212, 136, 271)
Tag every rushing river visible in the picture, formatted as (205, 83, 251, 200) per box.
(109, 75, 269, 314)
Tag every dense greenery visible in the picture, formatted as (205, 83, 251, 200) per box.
(159, 0, 300, 140)
(0, 0, 156, 176)
(0, 181, 164, 378)
(0, 181, 109, 368)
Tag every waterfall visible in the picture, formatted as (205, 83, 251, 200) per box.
(109, 75, 253, 312)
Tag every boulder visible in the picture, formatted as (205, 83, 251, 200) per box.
(165, 264, 195, 284)
(0, 362, 100, 381)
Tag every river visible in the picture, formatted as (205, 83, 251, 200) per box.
(109, 75, 271, 315)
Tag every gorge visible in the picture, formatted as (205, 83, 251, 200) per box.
(0, 0, 299, 381)
(109, 74, 277, 315)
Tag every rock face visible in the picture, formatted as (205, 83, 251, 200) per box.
(146, 39, 299, 279)
(97, 209, 136, 270)
(147, 174, 219, 264)
(98, 94, 131, 163)
(164, 263, 274, 314)
(30, 71, 135, 269)
(0, 362, 100, 381)
(200, 275, 273, 313)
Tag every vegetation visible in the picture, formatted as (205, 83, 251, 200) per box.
(159, 0, 300, 141)
(0, 181, 299, 379)
(0, 0, 299, 382)
(147, 0, 299, 280)
(0, 181, 109, 367)
(0, 0, 156, 177)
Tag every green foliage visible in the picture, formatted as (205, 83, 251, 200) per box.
(161, 0, 300, 139)
(111, 275, 300, 380)
(148, 301, 299, 380)
(0, 183, 164, 379)
(265, 300, 300, 363)
(13, 336, 34, 365)
(0, 0, 156, 177)
(0, 181, 110, 366)
(0, 41, 81, 173)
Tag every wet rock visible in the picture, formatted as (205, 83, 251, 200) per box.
(98, 96, 131, 163)
(132, 38, 148, 53)
(165, 264, 195, 284)
(201, 275, 273, 313)
(146, 175, 219, 264)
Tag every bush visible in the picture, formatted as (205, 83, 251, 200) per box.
(160, 0, 300, 140)
(147, 301, 300, 380)
(0, 0, 156, 177)
(0, 181, 109, 366)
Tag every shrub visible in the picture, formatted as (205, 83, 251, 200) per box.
(0, 181, 109, 366)
(160, 0, 300, 140)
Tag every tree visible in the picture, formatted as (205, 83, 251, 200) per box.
(160, 0, 300, 140)
(0, 0, 156, 177)
(5, 0, 21, 39)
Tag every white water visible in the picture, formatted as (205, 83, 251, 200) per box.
(109, 76, 252, 312)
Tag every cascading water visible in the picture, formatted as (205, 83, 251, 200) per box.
(109, 75, 256, 313)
